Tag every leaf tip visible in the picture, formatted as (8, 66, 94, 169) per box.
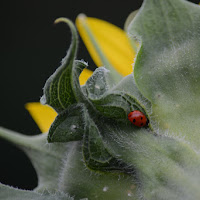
(40, 95, 46, 105)
(54, 17, 70, 25)
(76, 13, 87, 23)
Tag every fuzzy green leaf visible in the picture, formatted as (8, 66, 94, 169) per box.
(89, 74, 151, 121)
(0, 183, 73, 200)
(41, 19, 87, 113)
(128, 0, 200, 149)
(48, 104, 85, 143)
(0, 130, 71, 191)
(0, 128, 137, 199)
(83, 112, 122, 171)
(73, 60, 88, 102)
(57, 141, 137, 200)
(102, 120, 200, 200)
(85, 67, 113, 99)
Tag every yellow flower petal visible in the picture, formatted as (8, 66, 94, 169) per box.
(25, 102, 57, 133)
(79, 68, 93, 85)
(76, 15, 136, 76)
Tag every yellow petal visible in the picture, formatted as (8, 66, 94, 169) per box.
(25, 102, 57, 133)
(79, 68, 93, 85)
(76, 15, 136, 76)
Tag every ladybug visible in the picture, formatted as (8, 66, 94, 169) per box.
(128, 110, 148, 127)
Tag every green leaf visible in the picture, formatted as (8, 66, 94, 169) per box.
(57, 141, 138, 200)
(124, 10, 139, 32)
(85, 67, 113, 99)
(89, 73, 151, 121)
(111, 74, 151, 113)
(83, 112, 122, 171)
(73, 60, 89, 102)
(0, 128, 137, 199)
(48, 103, 85, 143)
(41, 18, 86, 113)
(128, 0, 200, 148)
(0, 183, 73, 200)
(0, 129, 71, 191)
(101, 120, 200, 200)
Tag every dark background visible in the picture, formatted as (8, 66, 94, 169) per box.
(0, 0, 199, 190)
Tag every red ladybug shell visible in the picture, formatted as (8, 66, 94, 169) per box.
(128, 110, 147, 127)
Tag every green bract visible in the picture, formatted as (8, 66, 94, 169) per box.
(1, 0, 200, 199)
(129, 0, 200, 150)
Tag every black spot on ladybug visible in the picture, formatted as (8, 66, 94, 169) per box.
(133, 119, 136, 123)
(141, 117, 143, 120)
(141, 123, 143, 126)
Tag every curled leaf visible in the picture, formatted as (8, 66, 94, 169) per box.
(41, 18, 87, 113)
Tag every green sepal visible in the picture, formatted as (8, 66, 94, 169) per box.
(73, 60, 88, 102)
(83, 111, 123, 171)
(41, 18, 86, 113)
(111, 74, 151, 115)
(48, 103, 85, 143)
(85, 67, 113, 99)
(88, 73, 151, 122)
(91, 91, 146, 120)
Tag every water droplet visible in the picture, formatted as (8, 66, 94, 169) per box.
(70, 125, 77, 132)
(127, 190, 132, 197)
(95, 85, 100, 89)
(103, 186, 109, 192)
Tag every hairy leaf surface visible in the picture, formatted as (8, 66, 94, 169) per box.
(128, 0, 200, 149)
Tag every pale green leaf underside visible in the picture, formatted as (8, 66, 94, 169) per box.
(102, 120, 200, 200)
(0, 128, 137, 199)
(128, 0, 200, 149)
(0, 183, 73, 200)
(85, 67, 111, 99)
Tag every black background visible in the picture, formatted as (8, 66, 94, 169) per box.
(0, 0, 199, 190)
